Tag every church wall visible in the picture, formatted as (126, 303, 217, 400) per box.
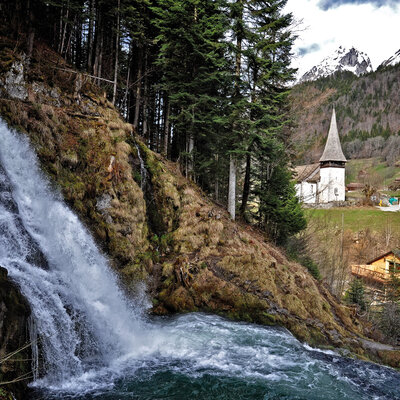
(295, 182, 317, 204)
(318, 166, 345, 203)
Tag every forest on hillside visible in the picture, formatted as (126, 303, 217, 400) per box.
(290, 66, 400, 165)
(0, 0, 305, 243)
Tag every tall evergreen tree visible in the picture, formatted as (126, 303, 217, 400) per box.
(234, 0, 305, 242)
(152, 0, 230, 179)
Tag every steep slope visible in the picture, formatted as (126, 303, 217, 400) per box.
(1, 38, 399, 366)
(290, 64, 400, 164)
(299, 46, 372, 83)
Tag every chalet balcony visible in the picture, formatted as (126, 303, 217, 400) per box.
(351, 264, 388, 284)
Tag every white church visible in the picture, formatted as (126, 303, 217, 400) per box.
(294, 109, 347, 204)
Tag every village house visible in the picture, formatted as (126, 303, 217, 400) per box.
(346, 182, 364, 192)
(295, 108, 347, 204)
(351, 249, 400, 285)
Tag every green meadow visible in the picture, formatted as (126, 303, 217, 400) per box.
(305, 207, 400, 233)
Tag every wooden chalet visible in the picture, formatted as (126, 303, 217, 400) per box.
(346, 182, 363, 192)
(351, 250, 400, 285)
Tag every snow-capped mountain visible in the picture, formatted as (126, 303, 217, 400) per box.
(379, 49, 400, 69)
(299, 46, 373, 83)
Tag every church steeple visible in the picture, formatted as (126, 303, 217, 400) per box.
(319, 108, 347, 164)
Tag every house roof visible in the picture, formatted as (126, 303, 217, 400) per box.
(319, 108, 347, 163)
(346, 182, 364, 190)
(293, 163, 320, 183)
(367, 249, 400, 265)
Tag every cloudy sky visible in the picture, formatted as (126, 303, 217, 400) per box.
(284, 0, 400, 78)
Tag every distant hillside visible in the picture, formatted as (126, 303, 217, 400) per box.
(289, 64, 400, 165)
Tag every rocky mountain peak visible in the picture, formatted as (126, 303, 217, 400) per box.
(299, 46, 373, 83)
(379, 49, 400, 69)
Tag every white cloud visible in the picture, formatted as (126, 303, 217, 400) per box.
(285, 0, 400, 78)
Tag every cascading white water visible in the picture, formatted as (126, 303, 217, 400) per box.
(0, 120, 148, 387)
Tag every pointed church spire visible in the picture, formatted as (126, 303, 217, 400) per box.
(319, 108, 347, 163)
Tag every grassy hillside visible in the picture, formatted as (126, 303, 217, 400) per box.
(346, 157, 400, 188)
(306, 208, 400, 234)
(290, 65, 400, 165)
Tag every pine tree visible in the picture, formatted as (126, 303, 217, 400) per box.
(235, 0, 304, 242)
(152, 0, 230, 179)
(345, 278, 366, 311)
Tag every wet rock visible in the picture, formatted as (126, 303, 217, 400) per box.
(96, 193, 112, 212)
(0, 57, 28, 100)
(0, 267, 32, 399)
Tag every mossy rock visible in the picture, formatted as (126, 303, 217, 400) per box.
(377, 350, 400, 368)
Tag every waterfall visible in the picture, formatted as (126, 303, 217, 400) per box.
(0, 120, 147, 388)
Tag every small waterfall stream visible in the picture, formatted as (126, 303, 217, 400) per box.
(0, 120, 400, 399)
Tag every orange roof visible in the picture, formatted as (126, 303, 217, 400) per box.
(367, 250, 400, 265)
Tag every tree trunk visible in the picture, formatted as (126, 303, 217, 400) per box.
(187, 134, 194, 179)
(112, 0, 120, 105)
(142, 51, 149, 139)
(186, 104, 196, 178)
(87, 0, 95, 71)
(240, 152, 251, 216)
(93, 7, 103, 80)
(27, 0, 35, 58)
(215, 154, 219, 201)
(228, 0, 243, 221)
(123, 42, 132, 120)
(75, 15, 83, 68)
(228, 155, 236, 220)
(59, 1, 70, 56)
(156, 93, 162, 152)
(163, 95, 170, 157)
(133, 46, 143, 129)
(234, 0, 243, 98)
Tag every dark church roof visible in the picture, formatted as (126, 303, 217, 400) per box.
(293, 163, 320, 183)
(319, 108, 347, 163)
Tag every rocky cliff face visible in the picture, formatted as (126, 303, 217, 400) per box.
(0, 267, 31, 400)
(0, 38, 395, 366)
